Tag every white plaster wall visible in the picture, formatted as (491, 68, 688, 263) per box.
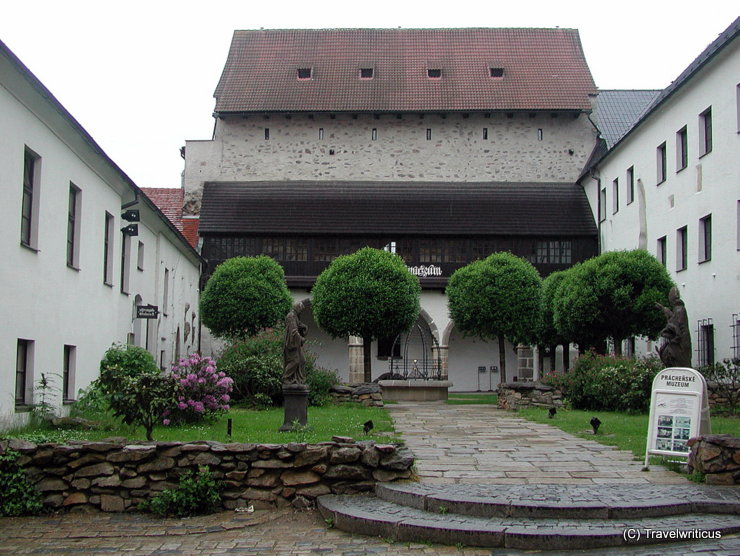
(447, 327, 519, 391)
(184, 112, 597, 212)
(0, 71, 200, 430)
(586, 42, 740, 364)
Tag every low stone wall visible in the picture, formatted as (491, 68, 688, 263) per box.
(378, 380, 452, 401)
(706, 381, 739, 411)
(497, 382, 564, 411)
(687, 434, 740, 485)
(329, 383, 384, 407)
(0, 436, 413, 513)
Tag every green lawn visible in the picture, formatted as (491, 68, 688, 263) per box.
(517, 406, 739, 459)
(4, 404, 399, 446)
(446, 392, 498, 405)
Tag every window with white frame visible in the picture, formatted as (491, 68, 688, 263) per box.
(626, 166, 635, 204)
(657, 236, 667, 267)
(67, 184, 81, 268)
(677, 226, 688, 271)
(103, 212, 114, 285)
(696, 319, 715, 366)
(15, 339, 33, 406)
(657, 142, 667, 184)
(137, 241, 145, 270)
(612, 178, 619, 214)
(21, 148, 41, 249)
(120, 232, 131, 294)
(63, 345, 76, 401)
(676, 126, 688, 171)
(699, 107, 712, 156)
(599, 186, 606, 222)
(698, 214, 712, 263)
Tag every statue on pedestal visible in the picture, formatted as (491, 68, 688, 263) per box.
(283, 302, 307, 385)
(656, 287, 692, 368)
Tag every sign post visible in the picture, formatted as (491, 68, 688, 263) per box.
(643, 367, 711, 470)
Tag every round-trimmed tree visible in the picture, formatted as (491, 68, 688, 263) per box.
(311, 247, 421, 382)
(447, 252, 542, 384)
(553, 249, 674, 355)
(200, 256, 293, 341)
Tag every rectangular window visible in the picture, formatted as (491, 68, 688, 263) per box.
(676, 126, 688, 171)
(626, 166, 635, 204)
(599, 187, 606, 222)
(531, 241, 572, 264)
(489, 67, 504, 78)
(699, 214, 712, 263)
(697, 319, 715, 366)
(63, 345, 76, 401)
(103, 212, 114, 285)
(612, 178, 619, 214)
(657, 236, 667, 266)
(67, 184, 81, 268)
(21, 148, 40, 248)
(284, 239, 308, 261)
(120, 232, 131, 294)
(297, 67, 312, 79)
(137, 241, 145, 270)
(677, 226, 688, 271)
(656, 142, 667, 184)
(359, 67, 373, 79)
(699, 107, 712, 156)
(16, 339, 33, 405)
(427, 68, 441, 78)
(371, 128, 377, 141)
(318, 128, 324, 140)
(163, 267, 170, 316)
(482, 128, 488, 140)
(537, 128, 543, 141)
(426, 128, 432, 141)
(264, 128, 270, 140)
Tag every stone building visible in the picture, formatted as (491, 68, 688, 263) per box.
(0, 41, 202, 430)
(582, 18, 739, 365)
(183, 28, 600, 388)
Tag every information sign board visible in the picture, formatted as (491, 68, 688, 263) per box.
(643, 367, 710, 468)
(136, 305, 159, 319)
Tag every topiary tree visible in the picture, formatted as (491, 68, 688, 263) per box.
(311, 247, 421, 382)
(538, 270, 571, 372)
(447, 252, 542, 384)
(553, 249, 674, 355)
(200, 256, 293, 341)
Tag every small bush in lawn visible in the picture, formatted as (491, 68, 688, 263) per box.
(164, 353, 233, 425)
(564, 352, 663, 412)
(0, 448, 43, 516)
(218, 327, 338, 407)
(700, 358, 739, 416)
(98, 344, 177, 441)
(140, 466, 221, 517)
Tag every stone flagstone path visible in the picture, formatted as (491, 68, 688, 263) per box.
(387, 401, 689, 485)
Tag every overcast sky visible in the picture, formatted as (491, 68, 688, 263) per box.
(1, 1, 736, 189)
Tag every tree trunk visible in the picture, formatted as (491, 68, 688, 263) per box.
(363, 335, 373, 383)
(562, 344, 570, 372)
(498, 336, 507, 384)
(614, 337, 623, 356)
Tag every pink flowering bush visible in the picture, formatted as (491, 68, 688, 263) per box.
(162, 353, 233, 424)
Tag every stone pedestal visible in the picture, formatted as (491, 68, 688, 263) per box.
(279, 384, 310, 431)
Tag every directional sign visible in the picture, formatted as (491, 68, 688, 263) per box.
(136, 305, 159, 319)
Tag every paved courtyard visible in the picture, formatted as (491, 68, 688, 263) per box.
(1, 401, 737, 554)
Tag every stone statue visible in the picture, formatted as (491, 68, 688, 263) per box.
(283, 303, 308, 385)
(655, 287, 692, 368)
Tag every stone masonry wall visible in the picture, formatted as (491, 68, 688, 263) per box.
(1, 436, 413, 513)
(183, 112, 597, 214)
(687, 434, 740, 485)
(497, 382, 564, 411)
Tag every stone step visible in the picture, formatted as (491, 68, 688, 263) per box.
(317, 494, 740, 550)
(376, 482, 740, 519)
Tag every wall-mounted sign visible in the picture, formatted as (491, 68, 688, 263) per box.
(643, 367, 710, 469)
(407, 265, 442, 278)
(136, 304, 159, 319)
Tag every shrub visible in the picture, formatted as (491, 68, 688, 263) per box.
(98, 344, 176, 441)
(700, 358, 739, 415)
(218, 328, 339, 407)
(164, 353, 233, 424)
(141, 466, 221, 517)
(561, 352, 663, 412)
(0, 448, 43, 516)
(71, 381, 110, 416)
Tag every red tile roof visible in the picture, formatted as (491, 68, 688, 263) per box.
(215, 28, 597, 113)
(181, 217, 200, 249)
(141, 187, 184, 232)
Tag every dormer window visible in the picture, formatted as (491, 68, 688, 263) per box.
(297, 67, 312, 80)
(427, 68, 442, 79)
(360, 67, 374, 79)
(489, 67, 504, 78)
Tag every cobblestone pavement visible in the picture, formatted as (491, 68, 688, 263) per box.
(3, 401, 737, 554)
(2, 508, 738, 555)
(387, 402, 689, 484)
